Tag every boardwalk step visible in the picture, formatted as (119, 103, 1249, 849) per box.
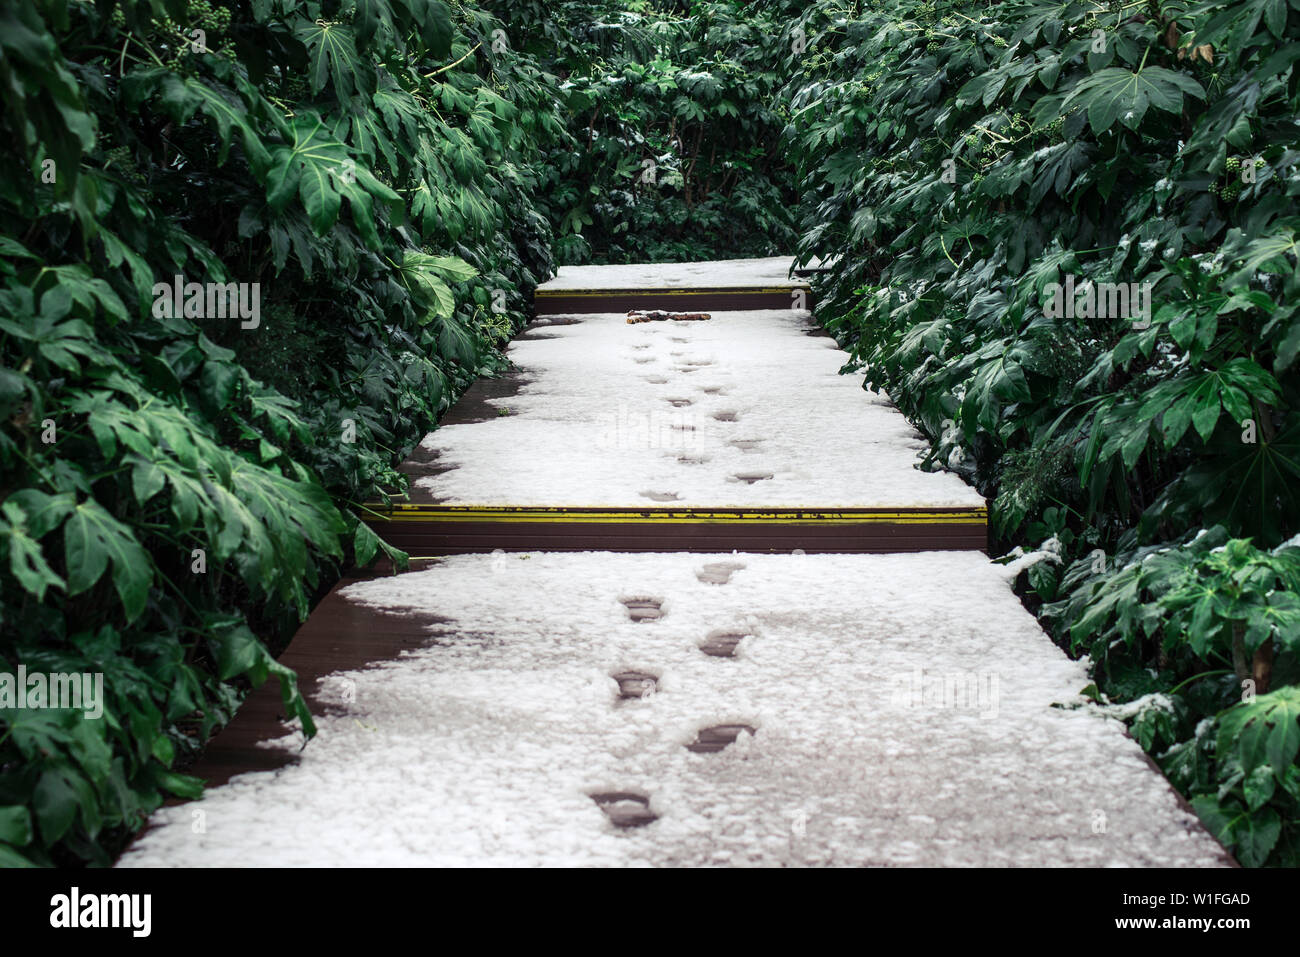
(362, 504, 988, 555)
(536, 286, 812, 315)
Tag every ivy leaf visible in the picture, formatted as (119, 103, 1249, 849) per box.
(206, 623, 263, 681)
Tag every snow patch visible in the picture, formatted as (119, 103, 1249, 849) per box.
(120, 551, 1227, 868)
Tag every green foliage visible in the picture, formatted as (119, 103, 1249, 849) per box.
(779, 0, 1300, 864)
(1053, 532, 1300, 665)
(508, 1, 800, 263)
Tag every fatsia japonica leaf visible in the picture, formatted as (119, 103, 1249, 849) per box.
(1063, 65, 1205, 134)
(403, 0, 455, 58)
(1217, 688, 1300, 784)
(293, 19, 372, 101)
(0, 502, 65, 601)
(265, 114, 401, 246)
(1227, 228, 1299, 286)
(184, 78, 273, 174)
(395, 250, 475, 320)
(62, 499, 152, 622)
(1192, 794, 1281, 867)
(1147, 417, 1300, 546)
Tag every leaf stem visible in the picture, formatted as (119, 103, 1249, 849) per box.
(1167, 669, 1233, 696)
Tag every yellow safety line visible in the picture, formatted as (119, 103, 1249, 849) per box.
(362, 505, 987, 525)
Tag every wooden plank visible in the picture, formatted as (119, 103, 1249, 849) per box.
(167, 573, 448, 791)
(534, 286, 813, 314)
(362, 504, 988, 555)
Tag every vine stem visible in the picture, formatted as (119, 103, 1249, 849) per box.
(424, 42, 482, 79)
(938, 232, 959, 269)
(1166, 669, 1234, 696)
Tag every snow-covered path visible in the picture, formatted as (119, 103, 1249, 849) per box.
(411, 307, 983, 507)
(534, 255, 813, 290)
(121, 551, 1226, 866)
(119, 261, 1227, 867)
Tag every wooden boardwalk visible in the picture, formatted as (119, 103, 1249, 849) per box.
(365, 256, 987, 555)
(164, 563, 441, 790)
(365, 504, 987, 555)
(152, 255, 985, 818)
(533, 257, 815, 314)
(120, 258, 1227, 867)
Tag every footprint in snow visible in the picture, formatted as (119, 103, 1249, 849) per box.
(696, 561, 745, 585)
(621, 596, 664, 622)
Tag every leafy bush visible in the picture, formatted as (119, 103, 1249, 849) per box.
(509, 1, 800, 264)
(777, 0, 1300, 864)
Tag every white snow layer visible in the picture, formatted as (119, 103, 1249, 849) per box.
(119, 551, 1226, 867)
(417, 309, 984, 507)
(536, 256, 810, 290)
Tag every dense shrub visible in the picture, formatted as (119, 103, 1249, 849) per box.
(508, 1, 800, 264)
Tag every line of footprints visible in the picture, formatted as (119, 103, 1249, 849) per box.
(636, 342, 775, 494)
(590, 559, 753, 829)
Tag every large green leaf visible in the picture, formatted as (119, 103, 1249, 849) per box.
(395, 250, 471, 320)
(266, 114, 401, 246)
(1064, 65, 1204, 134)
(1218, 687, 1300, 783)
(63, 499, 152, 622)
(293, 20, 369, 101)
(0, 502, 65, 601)
(0, 806, 32, 847)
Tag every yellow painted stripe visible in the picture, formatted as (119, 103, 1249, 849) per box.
(534, 287, 805, 297)
(362, 505, 986, 526)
